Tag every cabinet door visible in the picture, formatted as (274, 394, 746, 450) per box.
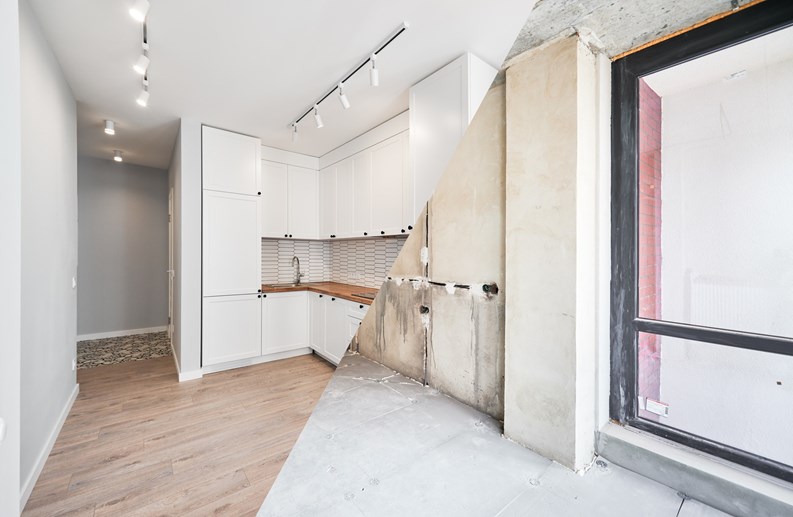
(309, 293, 326, 353)
(287, 166, 318, 239)
(319, 166, 337, 239)
(324, 297, 351, 365)
(335, 158, 354, 238)
(348, 316, 362, 340)
(370, 134, 406, 235)
(352, 151, 372, 237)
(202, 294, 262, 366)
(262, 292, 308, 354)
(202, 126, 261, 196)
(261, 160, 288, 238)
(203, 191, 262, 296)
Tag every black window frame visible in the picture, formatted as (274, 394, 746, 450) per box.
(610, 0, 793, 484)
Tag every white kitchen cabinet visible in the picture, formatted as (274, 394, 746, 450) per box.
(261, 162, 319, 239)
(287, 166, 319, 239)
(260, 160, 288, 238)
(335, 158, 354, 238)
(352, 151, 372, 237)
(323, 296, 351, 364)
(202, 126, 261, 196)
(371, 132, 408, 236)
(349, 316, 362, 341)
(319, 166, 337, 239)
(202, 294, 262, 366)
(409, 53, 496, 225)
(309, 292, 326, 353)
(262, 292, 309, 355)
(203, 190, 262, 296)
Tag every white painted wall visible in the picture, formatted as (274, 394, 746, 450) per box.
(658, 57, 793, 465)
(168, 119, 203, 379)
(77, 157, 169, 336)
(0, 1, 22, 513)
(19, 0, 79, 508)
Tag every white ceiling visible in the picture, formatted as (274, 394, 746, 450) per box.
(28, 0, 535, 169)
(644, 25, 793, 97)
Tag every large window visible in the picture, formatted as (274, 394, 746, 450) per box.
(611, 0, 793, 482)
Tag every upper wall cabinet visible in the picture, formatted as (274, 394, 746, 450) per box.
(409, 53, 496, 225)
(261, 161, 318, 239)
(319, 131, 409, 239)
(202, 126, 262, 196)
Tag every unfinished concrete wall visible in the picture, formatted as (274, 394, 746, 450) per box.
(503, 35, 598, 471)
(355, 84, 506, 419)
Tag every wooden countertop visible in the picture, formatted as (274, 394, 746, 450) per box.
(261, 281, 378, 305)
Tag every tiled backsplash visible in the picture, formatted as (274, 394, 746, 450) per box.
(261, 237, 406, 288)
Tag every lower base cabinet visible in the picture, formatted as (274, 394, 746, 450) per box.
(203, 294, 262, 366)
(308, 293, 370, 365)
(262, 291, 308, 354)
(203, 290, 369, 370)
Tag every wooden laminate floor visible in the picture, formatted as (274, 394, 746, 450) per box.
(23, 354, 334, 516)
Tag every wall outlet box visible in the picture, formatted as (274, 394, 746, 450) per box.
(645, 398, 669, 417)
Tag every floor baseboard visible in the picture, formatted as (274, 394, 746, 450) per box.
(77, 326, 167, 342)
(20, 383, 79, 512)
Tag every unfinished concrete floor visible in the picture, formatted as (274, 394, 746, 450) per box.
(259, 354, 732, 517)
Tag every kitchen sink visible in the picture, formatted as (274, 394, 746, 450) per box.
(352, 292, 377, 300)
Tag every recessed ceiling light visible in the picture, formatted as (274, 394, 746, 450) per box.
(114, 150, 123, 162)
(129, 0, 150, 22)
(104, 120, 115, 135)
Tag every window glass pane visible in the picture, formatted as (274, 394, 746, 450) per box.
(637, 332, 793, 467)
(637, 26, 793, 338)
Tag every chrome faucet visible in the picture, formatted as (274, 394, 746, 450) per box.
(291, 256, 304, 285)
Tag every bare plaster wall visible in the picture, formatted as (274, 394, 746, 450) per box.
(355, 85, 507, 419)
(503, 36, 598, 471)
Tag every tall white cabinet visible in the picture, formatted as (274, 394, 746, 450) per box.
(409, 52, 496, 224)
(202, 126, 264, 367)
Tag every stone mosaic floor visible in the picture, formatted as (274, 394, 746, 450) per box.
(76, 331, 172, 369)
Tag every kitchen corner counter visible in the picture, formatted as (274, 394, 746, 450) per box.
(261, 282, 378, 305)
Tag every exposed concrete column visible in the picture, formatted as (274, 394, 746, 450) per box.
(504, 35, 599, 471)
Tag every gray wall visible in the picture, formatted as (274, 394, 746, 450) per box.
(77, 156, 169, 336)
(19, 0, 78, 499)
(0, 0, 22, 511)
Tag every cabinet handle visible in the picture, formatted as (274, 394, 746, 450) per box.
(284, 234, 288, 238)
(258, 294, 261, 298)
(381, 230, 386, 235)
(401, 229, 405, 233)
(257, 191, 261, 195)
(289, 234, 293, 238)
(363, 232, 368, 236)
(263, 294, 267, 298)
(331, 297, 336, 301)
(319, 294, 323, 298)
(359, 304, 364, 309)
(258, 289, 262, 293)
(408, 225, 413, 230)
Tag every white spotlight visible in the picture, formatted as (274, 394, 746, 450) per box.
(114, 150, 123, 162)
(129, 0, 150, 22)
(338, 83, 350, 110)
(313, 105, 323, 129)
(133, 54, 150, 75)
(104, 120, 115, 135)
(369, 53, 379, 87)
(136, 88, 150, 107)
(292, 124, 298, 143)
